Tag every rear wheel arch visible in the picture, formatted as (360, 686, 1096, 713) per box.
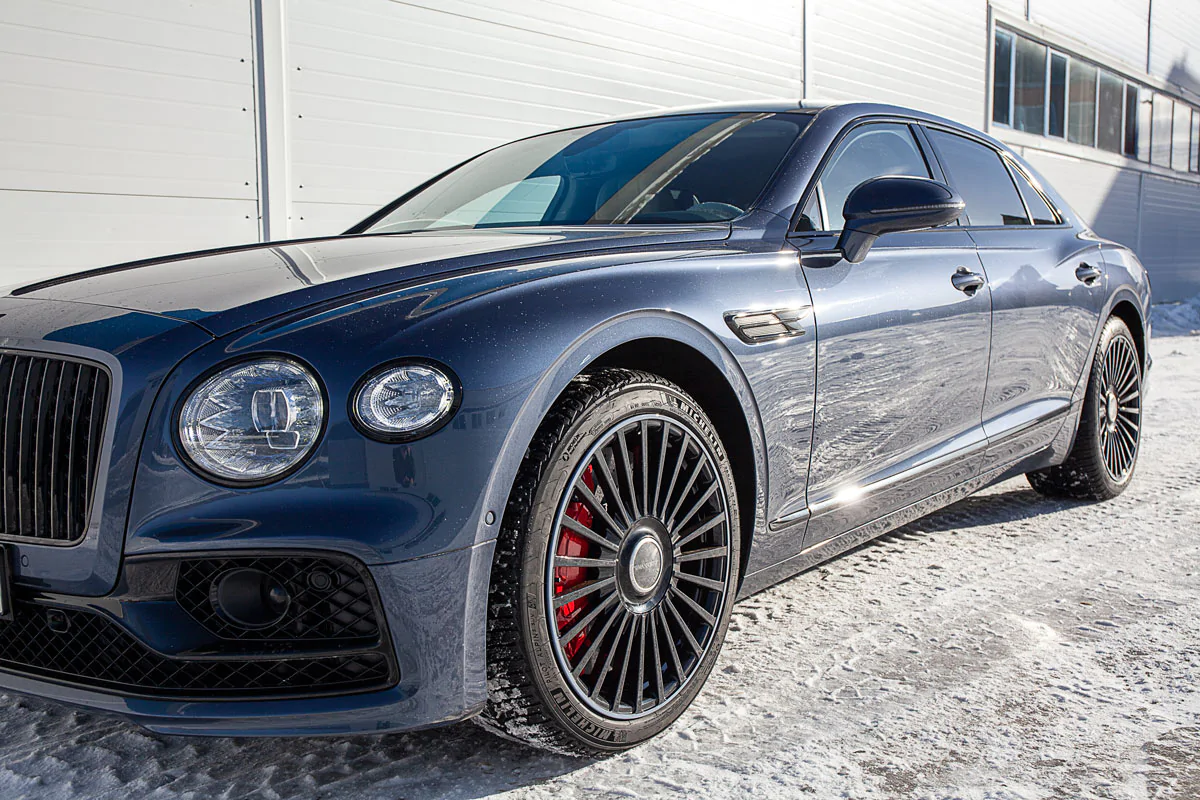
(1108, 299, 1145, 369)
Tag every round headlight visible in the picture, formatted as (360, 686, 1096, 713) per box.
(179, 358, 325, 483)
(353, 362, 457, 440)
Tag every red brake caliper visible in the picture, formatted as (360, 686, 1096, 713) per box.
(555, 464, 597, 660)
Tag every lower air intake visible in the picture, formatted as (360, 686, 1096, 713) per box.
(0, 602, 394, 699)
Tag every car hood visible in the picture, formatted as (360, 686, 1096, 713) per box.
(10, 226, 729, 337)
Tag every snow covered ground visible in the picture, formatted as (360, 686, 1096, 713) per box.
(1152, 293, 1200, 337)
(1, 330, 1198, 800)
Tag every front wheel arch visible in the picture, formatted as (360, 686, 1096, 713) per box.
(588, 338, 757, 588)
(477, 312, 768, 579)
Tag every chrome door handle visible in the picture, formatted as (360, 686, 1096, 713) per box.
(1075, 262, 1103, 285)
(951, 267, 986, 296)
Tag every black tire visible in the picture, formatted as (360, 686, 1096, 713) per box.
(1027, 315, 1143, 500)
(477, 368, 741, 756)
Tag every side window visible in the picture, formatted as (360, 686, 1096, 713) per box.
(796, 192, 822, 232)
(927, 130, 1029, 226)
(1007, 162, 1060, 225)
(810, 123, 931, 231)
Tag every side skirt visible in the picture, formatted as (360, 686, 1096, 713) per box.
(736, 456, 1023, 601)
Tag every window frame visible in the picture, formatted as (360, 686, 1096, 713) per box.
(921, 122, 1067, 230)
(1137, 86, 1154, 162)
(992, 29, 1016, 128)
(1123, 81, 1139, 158)
(1151, 93, 1175, 168)
(788, 117, 945, 236)
(1096, 69, 1125, 154)
(1066, 58, 1099, 148)
(1012, 36, 1048, 135)
(1046, 49, 1069, 140)
(1191, 109, 1200, 173)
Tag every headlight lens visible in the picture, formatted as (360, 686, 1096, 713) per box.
(179, 358, 324, 483)
(353, 362, 456, 439)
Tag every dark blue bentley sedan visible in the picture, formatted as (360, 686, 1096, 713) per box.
(0, 101, 1149, 754)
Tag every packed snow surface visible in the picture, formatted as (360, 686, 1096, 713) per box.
(1151, 293, 1200, 337)
(1, 334, 1198, 800)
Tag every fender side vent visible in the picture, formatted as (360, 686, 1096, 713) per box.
(725, 307, 811, 343)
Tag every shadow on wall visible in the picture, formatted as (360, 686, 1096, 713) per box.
(1165, 57, 1200, 98)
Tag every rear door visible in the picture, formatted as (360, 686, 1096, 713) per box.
(923, 127, 1105, 467)
(791, 121, 992, 548)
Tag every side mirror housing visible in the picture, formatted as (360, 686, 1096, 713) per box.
(836, 176, 965, 263)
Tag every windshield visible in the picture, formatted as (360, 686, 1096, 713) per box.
(365, 112, 809, 234)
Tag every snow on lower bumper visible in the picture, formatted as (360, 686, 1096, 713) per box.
(0, 541, 494, 736)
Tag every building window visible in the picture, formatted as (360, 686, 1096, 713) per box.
(1137, 87, 1153, 162)
(1152, 93, 1174, 167)
(1097, 72, 1124, 153)
(1173, 102, 1192, 171)
(1048, 52, 1068, 138)
(1068, 61, 1098, 146)
(1014, 38, 1046, 134)
(1123, 83, 1139, 157)
(1192, 110, 1200, 173)
(993, 31, 1013, 126)
(991, 26, 1198, 175)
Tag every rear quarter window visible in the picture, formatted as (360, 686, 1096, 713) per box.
(1007, 163, 1061, 225)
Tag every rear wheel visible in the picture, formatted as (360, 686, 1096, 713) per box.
(1027, 315, 1143, 500)
(479, 368, 740, 755)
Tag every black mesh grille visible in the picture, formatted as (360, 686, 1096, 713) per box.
(0, 351, 109, 543)
(0, 602, 393, 698)
(176, 555, 381, 642)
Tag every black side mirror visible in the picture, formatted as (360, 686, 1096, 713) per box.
(836, 176, 965, 263)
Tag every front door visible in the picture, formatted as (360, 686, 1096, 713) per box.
(791, 121, 992, 547)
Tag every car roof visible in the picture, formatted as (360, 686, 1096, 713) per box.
(599, 100, 1010, 152)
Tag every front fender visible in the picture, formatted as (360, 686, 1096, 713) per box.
(476, 308, 770, 557)
(123, 247, 778, 568)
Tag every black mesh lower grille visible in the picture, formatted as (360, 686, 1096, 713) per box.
(0, 602, 393, 699)
(175, 555, 381, 642)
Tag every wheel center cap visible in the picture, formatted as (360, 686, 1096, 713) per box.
(1106, 391, 1119, 426)
(628, 537, 665, 595)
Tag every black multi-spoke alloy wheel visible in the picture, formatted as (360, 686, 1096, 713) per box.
(1028, 315, 1143, 500)
(479, 368, 740, 755)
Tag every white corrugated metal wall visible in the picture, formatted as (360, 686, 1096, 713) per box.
(283, 0, 804, 237)
(1, 0, 1198, 301)
(0, 0, 261, 288)
(805, 0, 989, 126)
(1030, 0, 1149, 73)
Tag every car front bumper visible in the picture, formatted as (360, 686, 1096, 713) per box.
(0, 540, 494, 736)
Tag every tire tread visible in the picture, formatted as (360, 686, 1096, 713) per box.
(1027, 315, 1140, 501)
(477, 368, 691, 756)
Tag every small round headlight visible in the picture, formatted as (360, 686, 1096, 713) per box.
(179, 358, 324, 483)
(353, 362, 457, 440)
